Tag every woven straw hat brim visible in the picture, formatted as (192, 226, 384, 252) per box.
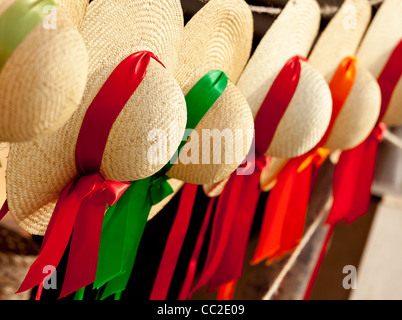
(356, 0, 402, 126)
(308, 0, 381, 151)
(55, 0, 88, 28)
(167, 0, 254, 185)
(324, 62, 381, 150)
(0, 0, 88, 142)
(236, 0, 332, 159)
(7, 0, 187, 235)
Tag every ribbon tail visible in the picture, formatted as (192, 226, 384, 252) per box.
(272, 162, 314, 261)
(59, 194, 107, 299)
(99, 178, 153, 300)
(0, 200, 8, 221)
(17, 181, 79, 293)
(217, 280, 237, 300)
(178, 197, 216, 300)
(252, 159, 305, 264)
(208, 171, 262, 293)
(150, 183, 198, 300)
(189, 173, 245, 296)
(328, 138, 377, 225)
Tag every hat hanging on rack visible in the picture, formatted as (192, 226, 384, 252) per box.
(147, 0, 254, 220)
(0, 0, 88, 142)
(303, 0, 402, 299)
(5, 0, 187, 236)
(203, 0, 333, 197)
(309, 0, 381, 151)
(92, 0, 254, 301)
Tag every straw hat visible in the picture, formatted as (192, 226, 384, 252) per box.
(356, 0, 402, 126)
(149, 0, 255, 219)
(6, 0, 187, 235)
(204, 0, 333, 196)
(255, 0, 382, 192)
(0, 0, 88, 142)
(307, 0, 381, 151)
(55, 0, 88, 28)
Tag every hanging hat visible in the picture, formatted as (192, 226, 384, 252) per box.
(308, 0, 381, 151)
(55, 0, 88, 28)
(356, 0, 402, 125)
(6, 0, 187, 235)
(204, 0, 333, 196)
(148, 0, 255, 219)
(0, 0, 88, 142)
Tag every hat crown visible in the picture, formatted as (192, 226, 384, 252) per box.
(237, 0, 332, 158)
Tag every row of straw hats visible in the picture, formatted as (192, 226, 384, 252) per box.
(0, 0, 401, 256)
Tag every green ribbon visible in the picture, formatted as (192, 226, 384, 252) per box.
(0, 0, 56, 71)
(89, 70, 229, 300)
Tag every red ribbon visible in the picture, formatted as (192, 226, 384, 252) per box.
(17, 51, 162, 299)
(251, 56, 357, 266)
(175, 56, 306, 300)
(303, 40, 402, 301)
(0, 200, 8, 221)
(177, 197, 216, 300)
(149, 183, 198, 300)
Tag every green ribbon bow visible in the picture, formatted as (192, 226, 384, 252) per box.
(0, 0, 56, 71)
(74, 70, 230, 300)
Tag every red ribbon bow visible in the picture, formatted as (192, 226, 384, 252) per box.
(17, 51, 162, 299)
(17, 174, 129, 298)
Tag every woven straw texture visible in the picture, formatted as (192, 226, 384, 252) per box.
(309, 0, 381, 151)
(325, 62, 381, 150)
(356, 0, 402, 126)
(7, 0, 187, 235)
(167, 0, 254, 185)
(0, 0, 88, 142)
(56, 0, 88, 28)
(237, 0, 332, 159)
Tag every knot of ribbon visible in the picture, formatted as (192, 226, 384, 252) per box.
(237, 154, 271, 176)
(75, 174, 130, 206)
(373, 122, 387, 142)
(18, 51, 160, 299)
(149, 175, 174, 206)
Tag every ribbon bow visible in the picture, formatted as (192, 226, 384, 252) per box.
(17, 174, 129, 298)
(149, 175, 174, 205)
(16, 51, 161, 300)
